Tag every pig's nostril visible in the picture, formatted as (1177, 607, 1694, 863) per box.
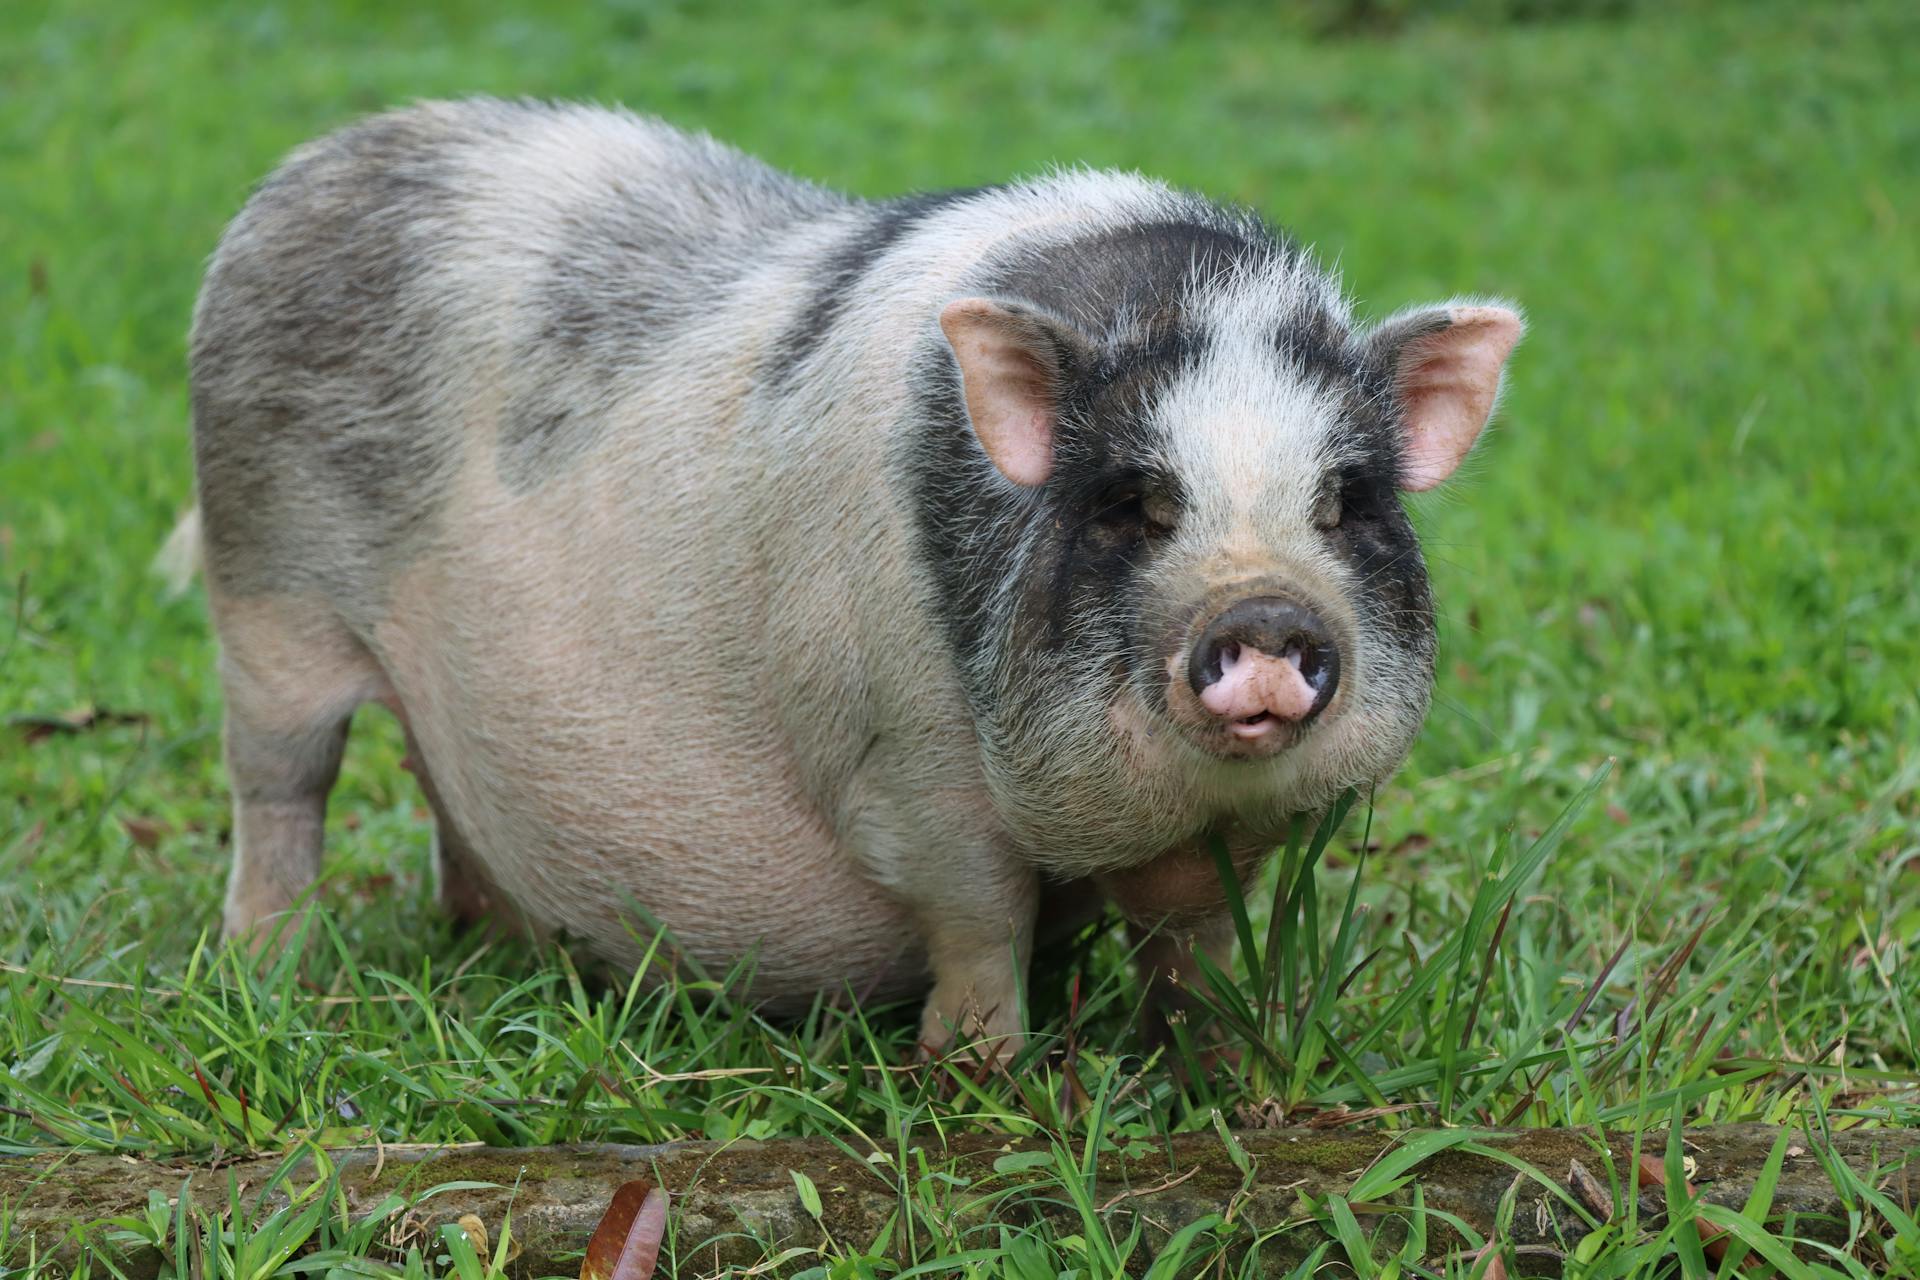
(1292, 635, 1331, 694)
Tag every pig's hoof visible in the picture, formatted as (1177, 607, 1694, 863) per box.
(915, 1005, 1027, 1071)
(439, 884, 494, 931)
(221, 905, 312, 961)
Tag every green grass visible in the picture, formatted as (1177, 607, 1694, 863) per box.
(3, 0, 1918, 1274)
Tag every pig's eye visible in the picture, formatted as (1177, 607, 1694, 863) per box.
(1312, 487, 1343, 529)
(1140, 490, 1180, 537)
(1094, 483, 1178, 541)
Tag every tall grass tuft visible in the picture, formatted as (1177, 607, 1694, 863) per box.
(1193, 764, 1612, 1122)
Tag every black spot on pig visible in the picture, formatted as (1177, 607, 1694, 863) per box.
(769, 186, 995, 386)
(1316, 353, 1440, 658)
(1323, 472, 1434, 657)
(508, 153, 841, 490)
(533, 197, 687, 362)
(1277, 304, 1367, 392)
(192, 109, 473, 600)
(1019, 340, 1195, 655)
(984, 219, 1276, 340)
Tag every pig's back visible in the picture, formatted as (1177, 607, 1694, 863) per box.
(189, 97, 848, 616)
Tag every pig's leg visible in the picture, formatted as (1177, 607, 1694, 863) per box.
(212, 592, 386, 943)
(397, 727, 492, 926)
(1098, 837, 1262, 1051)
(842, 759, 1038, 1057)
(917, 897, 1038, 1059)
(1128, 912, 1238, 1049)
(431, 822, 494, 926)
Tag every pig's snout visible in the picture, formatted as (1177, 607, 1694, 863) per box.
(1187, 598, 1340, 740)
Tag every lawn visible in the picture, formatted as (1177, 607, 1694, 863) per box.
(2, 0, 1917, 1274)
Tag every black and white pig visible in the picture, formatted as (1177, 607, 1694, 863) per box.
(183, 99, 1521, 1052)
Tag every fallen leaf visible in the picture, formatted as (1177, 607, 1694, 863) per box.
(1234, 1096, 1287, 1129)
(1698, 1212, 1729, 1263)
(11, 704, 150, 745)
(1631, 1150, 1728, 1263)
(582, 1179, 668, 1280)
(120, 816, 171, 850)
(456, 1214, 488, 1260)
(347, 872, 396, 901)
(1468, 1240, 1508, 1280)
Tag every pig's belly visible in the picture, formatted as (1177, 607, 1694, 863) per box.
(371, 583, 930, 1013)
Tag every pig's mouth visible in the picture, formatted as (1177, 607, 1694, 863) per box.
(1231, 709, 1279, 737)
(1156, 654, 1321, 760)
(1202, 707, 1313, 758)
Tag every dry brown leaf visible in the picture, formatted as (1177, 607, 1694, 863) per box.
(581, 1178, 668, 1280)
(1699, 1212, 1730, 1263)
(456, 1214, 488, 1260)
(1631, 1150, 1728, 1263)
(12, 704, 149, 745)
(120, 816, 171, 850)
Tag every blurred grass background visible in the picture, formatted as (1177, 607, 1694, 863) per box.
(1, 0, 1917, 1268)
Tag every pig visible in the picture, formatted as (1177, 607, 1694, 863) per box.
(183, 98, 1521, 1053)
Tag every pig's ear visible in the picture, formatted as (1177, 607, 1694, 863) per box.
(938, 297, 1085, 487)
(1368, 302, 1524, 491)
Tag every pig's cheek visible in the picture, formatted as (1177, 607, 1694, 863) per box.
(1106, 688, 1170, 763)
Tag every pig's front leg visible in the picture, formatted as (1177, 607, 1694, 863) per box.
(842, 762, 1038, 1058)
(915, 871, 1039, 1059)
(1126, 912, 1237, 1048)
(1099, 835, 1267, 1049)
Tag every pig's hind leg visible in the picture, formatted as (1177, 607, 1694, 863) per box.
(398, 727, 509, 932)
(211, 590, 389, 945)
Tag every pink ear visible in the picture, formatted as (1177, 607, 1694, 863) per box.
(1383, 304, 1524, 491)
(938, 297, 1066, 487)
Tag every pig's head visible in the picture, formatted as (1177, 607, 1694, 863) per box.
(913, 216, 1521, 876)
